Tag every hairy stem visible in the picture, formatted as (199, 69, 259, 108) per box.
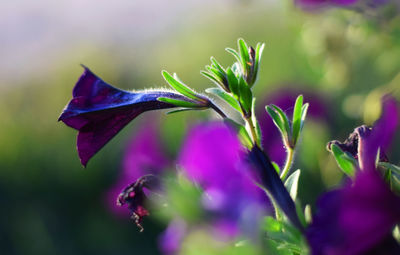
(280, 147, 294, 180)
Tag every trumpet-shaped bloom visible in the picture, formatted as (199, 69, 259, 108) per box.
(58, 67, 191, 166)
(308, 96, 400, 254)
(307, 170, 400, 255)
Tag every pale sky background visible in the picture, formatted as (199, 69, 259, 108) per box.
(0, 0, 278, 86)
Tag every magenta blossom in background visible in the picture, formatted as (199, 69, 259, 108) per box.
(105, 119, 168, 217)
(179, 122, 269, 237)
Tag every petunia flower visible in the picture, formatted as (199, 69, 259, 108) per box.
(327, 96, 399, 172)
(306, 170, 400, 255)
(58, 66, 204, 166)
(178, 122, 270, 237)
(307, 96, 400, 254)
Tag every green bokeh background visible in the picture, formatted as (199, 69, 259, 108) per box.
(1, 1, 400, 254)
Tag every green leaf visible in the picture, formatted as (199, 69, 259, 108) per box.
(223, 119, 252, 149)
(157, 97, 200, 108)
(205, 66, 225, 83)
(238, 38, 250, 71)
(284, 170, 301, 201)
(266, 105, 286, 135)
(292, 95, 303, 145)
(226, 67, 239, 98)
(225, 47, 241, 63)
(300, 103, 309, 131)
(271, 105, 291, 141)
(205, 87, 241, 113)
(201, 71, 224, 89)
(210, 57, 226, 75)
(330, 144, 356, 177)
(251, 98, 262, 146)
(238, 77, 252, 115)
(162, 71, 200, 101)
(254, 43, 265, 77)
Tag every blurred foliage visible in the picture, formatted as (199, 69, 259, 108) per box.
(1, 1, 400, 254)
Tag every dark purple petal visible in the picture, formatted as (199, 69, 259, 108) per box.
(358, 96, 399, 171)
(307, 170, 400, 255)
(327, 96, 399, 171)
(248, 146, 304, 232)
(178, 122, 269, 236)
(117, 174, 161, 232)
(59, 67, 189, 166)
(105, 118, 168, 217)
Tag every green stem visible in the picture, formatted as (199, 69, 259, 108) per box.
(245, 116, 260, 147)
(280, 147, 294, 180)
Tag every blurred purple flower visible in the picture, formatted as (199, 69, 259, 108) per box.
(295, 0, 358, 9)
(58, 66, 191, 166)
(257, 89, 330, 167)
(158, 219, 187, 255)
(328, 96, 399, 171)
(307, 170, 400, 255)
(295, 0, 391, 10)
(179, 122, 270, 236)
(308, 96, 400, 254)
(105, 119, 168, 217)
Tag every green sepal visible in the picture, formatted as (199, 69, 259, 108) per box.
(205, 87, 241, 113)
(272, 162, 281, 174)
(330, 144, 357, 177)
(157, 97, 201, 108)
(162, 71, 202, 102)
(166, 108, 197, 115)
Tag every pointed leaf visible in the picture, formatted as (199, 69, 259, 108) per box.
(266, 105, 286, 135)
(162, 70, 200, 101)
(205, 87, 241, 112)
(226, 67, 240, 98)
(331, 144, 356, 177)
(238, 77, 252, 115)
(292, 95, 304, 145)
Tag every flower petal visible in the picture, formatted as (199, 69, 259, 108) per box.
(307, 170, 400, 255)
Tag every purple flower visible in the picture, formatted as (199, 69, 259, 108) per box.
(105, 118, 168, 217)
(328, 96, 399, 172)
(295, 0, 358, 9)
(307, 96, 400, 254)
(178, 122, 270, 236)
(307, 170, 400, 255)
(58, 66, 194, 166)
